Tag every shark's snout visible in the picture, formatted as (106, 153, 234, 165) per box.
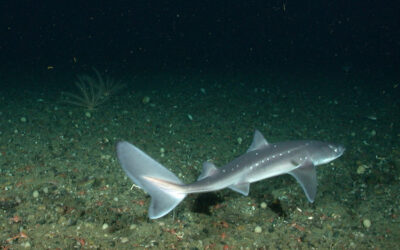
(333, 144, 345, 157)
(328, 143, 345, 156)
(338, 145, 345, 155)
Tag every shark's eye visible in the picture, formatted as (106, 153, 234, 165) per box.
(328, 145, 337, 152)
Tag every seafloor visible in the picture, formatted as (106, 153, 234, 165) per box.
(1, 69, 399, 249)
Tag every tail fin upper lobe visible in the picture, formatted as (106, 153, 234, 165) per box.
(116, 141, 186, 219)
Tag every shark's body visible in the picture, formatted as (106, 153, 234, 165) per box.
(117, 130, 345, 219)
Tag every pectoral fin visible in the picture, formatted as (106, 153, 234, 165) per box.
(288, 160, 317, 202)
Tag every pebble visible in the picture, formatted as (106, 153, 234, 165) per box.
(21, 241, 31, 248)
(357, 165, 366, 174)
(32, 190, 39, 198)
(101, 154, 112, 160)
(55, 206, 64, 214)
(260, 202, 267, 209)
(142, 96, 150, 104)
(254, 226, 262, 233)
(57, 216, 68, 226)
(363, 219, 371, 228)
(38, 205, 46, 211)
(58, 216, 68, 225)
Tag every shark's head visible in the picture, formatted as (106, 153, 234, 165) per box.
(309, 141, 345, 166)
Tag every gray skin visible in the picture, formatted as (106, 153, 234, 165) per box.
(117, 130, 345, 219)
(183, 139, 344, 196)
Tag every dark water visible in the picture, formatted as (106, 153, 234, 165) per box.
(0, 1, 399, 249)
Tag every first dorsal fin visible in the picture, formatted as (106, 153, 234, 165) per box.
(247, 129, 269, 152)
(197, 162, 218, 181)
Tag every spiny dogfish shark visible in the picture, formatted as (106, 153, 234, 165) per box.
(116, 130, 345, 219)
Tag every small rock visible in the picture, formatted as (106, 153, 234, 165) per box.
(101, 154, 112, 160)
(142, 96, 150, 104)
(120, 237, 129, 243)
(38, 205, 46, 211)
(363, 219, 371, 228)
(260, 202, 267, 209)
(21, 241, 31, 248)
(55, 206, 64, 214)
(254, 226, 262, 233)
(58, 216, 67, 225)
(357, 165, 366, 174)
(32, 190, 39, 198)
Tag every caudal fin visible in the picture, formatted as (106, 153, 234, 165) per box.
(116, 141, 186, 219)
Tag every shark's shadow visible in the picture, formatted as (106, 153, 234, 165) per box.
(192, 193, 224, 215)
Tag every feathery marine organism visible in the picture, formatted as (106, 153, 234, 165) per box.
(62, 68, 125, 110)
